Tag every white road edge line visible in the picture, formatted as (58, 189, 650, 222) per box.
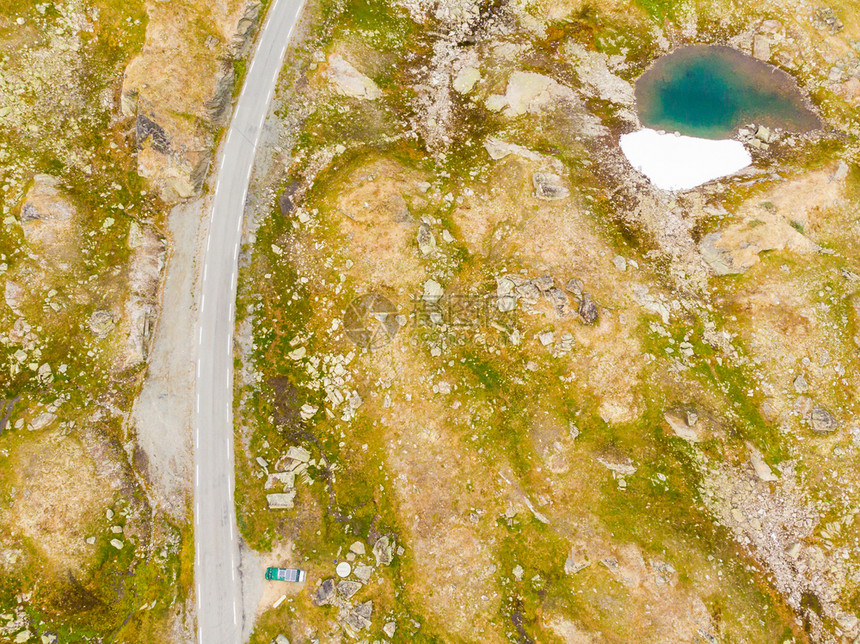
(196, 1, 305, 640)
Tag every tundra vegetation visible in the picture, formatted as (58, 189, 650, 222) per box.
(0, 0, 263, 640)
(236, 0, 860, 642)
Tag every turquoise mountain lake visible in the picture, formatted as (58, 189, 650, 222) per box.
(635, 45, 822, 139)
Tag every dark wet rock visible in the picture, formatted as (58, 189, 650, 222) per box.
(312, 578, 336, 606)
(578, 293, 598, 325)
(136, 112, 170, 154)
(204, 59, 236, 124)
(278, 180, 301, 215)
(546, 286, 571, 315)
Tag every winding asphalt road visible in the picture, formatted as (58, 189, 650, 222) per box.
(194, 1, 304, 641)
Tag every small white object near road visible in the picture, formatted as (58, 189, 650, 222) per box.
(336, 561, 352, 578)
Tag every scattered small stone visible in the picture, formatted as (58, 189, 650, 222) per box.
(793, 374, 809, 394)
(349, 541, 365, 556)
(747, 442, 777, 482)
(417, 223, 436, 255)
(612, 255, 627, 272)
(512, 564, 524, 581)
(423, 279, 444, 303)
(109, 539, 123, 550)
(383, 621, 396, 638)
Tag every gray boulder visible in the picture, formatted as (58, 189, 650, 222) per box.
(809, 406, 839, 433)
(337, 580, 362, 599)
(266, 491, 296, 510)
(417, 223, 436, 255)
(565, 278, 584, 301)
(372, 535, 394, 566)
(312, 578, 336, 606)
(344, 601, 373, 630)
(532, 172, 570, 201)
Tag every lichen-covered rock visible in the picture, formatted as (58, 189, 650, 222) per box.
(121, 0, 262, 202)
(19, 175, 77, 265)
(699, 212, 818, 275)
(809, 406, 838, 434)
(533, 172, 570, 201)
(325, 53, 382, 100)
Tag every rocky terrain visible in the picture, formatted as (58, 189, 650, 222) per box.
(0, 0, 266, 640)
(0, 0, 858, 641)
(234, 0, 860, 642)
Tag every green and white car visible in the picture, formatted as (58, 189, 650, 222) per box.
(265, 567, 306, 583)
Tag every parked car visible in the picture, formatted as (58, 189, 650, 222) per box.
(265, 567, 306, 582)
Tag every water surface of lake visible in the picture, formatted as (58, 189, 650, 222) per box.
(635, 45, 821, 139)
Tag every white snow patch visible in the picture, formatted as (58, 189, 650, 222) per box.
(619, 128, 752, 191)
